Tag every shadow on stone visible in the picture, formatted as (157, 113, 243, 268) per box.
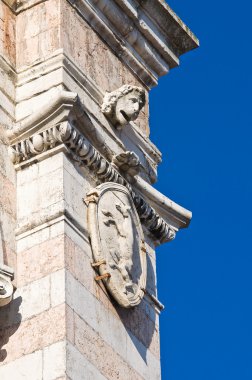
(114, 254, 157, 362)
(0, 295, 22, 362)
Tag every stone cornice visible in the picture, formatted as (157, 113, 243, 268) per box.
(9, 121, 177, 244)
(9, 51, 161, 168)
(7, 90, 78, 143)
(4, 0, 199, 88)
(7, 91, 192, 243)
(9, 80, 161, 178)
(66, 0, 199, 87)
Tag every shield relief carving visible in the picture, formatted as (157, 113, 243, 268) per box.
(86, 183, 147, 308)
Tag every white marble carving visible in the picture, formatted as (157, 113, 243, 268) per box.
(0, 228, 14, 307)
(101, 85, 145, 129)
(0, 265, 14, 307)
(112, 151, 140, 180)
(9, 122, 176, 243)
(87, 183, 147, 308)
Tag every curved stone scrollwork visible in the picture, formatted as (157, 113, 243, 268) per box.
(8, 122, 73, 164)
(112, 151, 140, 180)
(87, 183, 147, 308)
(101, 85, 146, 129)
(9, 122, 176, 243)
(0, 266, 14, 307)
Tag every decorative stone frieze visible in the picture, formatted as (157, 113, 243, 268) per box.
(101, 85, 146, 129)
(5, 88, 191, 243)
(8, 122, 176, 243)
(86, 182, 147, 308)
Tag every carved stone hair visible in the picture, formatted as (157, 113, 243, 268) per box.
(101, 85, 145, 116)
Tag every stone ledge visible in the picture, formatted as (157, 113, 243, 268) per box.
(9, 120, 178, 243)
(3, 0, 199, 88)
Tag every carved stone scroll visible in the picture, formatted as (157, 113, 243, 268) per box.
(87, 183, 147, 308)
(112, 151, 141, 180)
(9, 122, 176, 243)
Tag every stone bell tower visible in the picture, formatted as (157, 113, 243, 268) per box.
(0, 0, 198, 378)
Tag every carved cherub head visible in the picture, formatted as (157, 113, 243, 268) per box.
(101, 85, 146, 129)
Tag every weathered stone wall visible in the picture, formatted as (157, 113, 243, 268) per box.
(0, 1, 16, 292)
(14, 0, 149, 134)
(0, 152, 161, 379)
(0, 0, 197, 377)
(0, 143, 16, 274)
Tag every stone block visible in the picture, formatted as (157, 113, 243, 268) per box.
(17, 235, 65, 287)
(65, 235, 94, 293)
(16, 0, 60, 69)
(15, 85, 63, 121)
(0, 90, 15, 119)
(0, 60, 15, 102)
(50, 269, 66, 308)
(0, 209, 16, 254)
(0, 304, 65, 366)
(125, 331, 161, 380)
(0, 2, 15, 67)
(74, 312, 144, 380)
(0, 350, 43, 380)
(16, 225, 50, 253)
(65, 272, 158, 376)
(66, 342, 107, 380)
(0, 143, 16, 184)
(39, 152, 64, 178)
(0, 172, 16, 217)
(66, 271, 99, 333)
(66, 304, 75, 344)
(43, 340, 66, 380)
(63, 168, 86, 230)
(16, 275, 50, 321)
(16, 68, 63, 103)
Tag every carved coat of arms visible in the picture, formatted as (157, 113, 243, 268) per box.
(86, 183, 147, 308)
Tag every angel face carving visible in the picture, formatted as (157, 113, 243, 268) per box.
(101, 85, 146, 129)
(115, 91, 145, 125)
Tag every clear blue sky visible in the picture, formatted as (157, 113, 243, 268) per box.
(149, 1, 252, 379)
